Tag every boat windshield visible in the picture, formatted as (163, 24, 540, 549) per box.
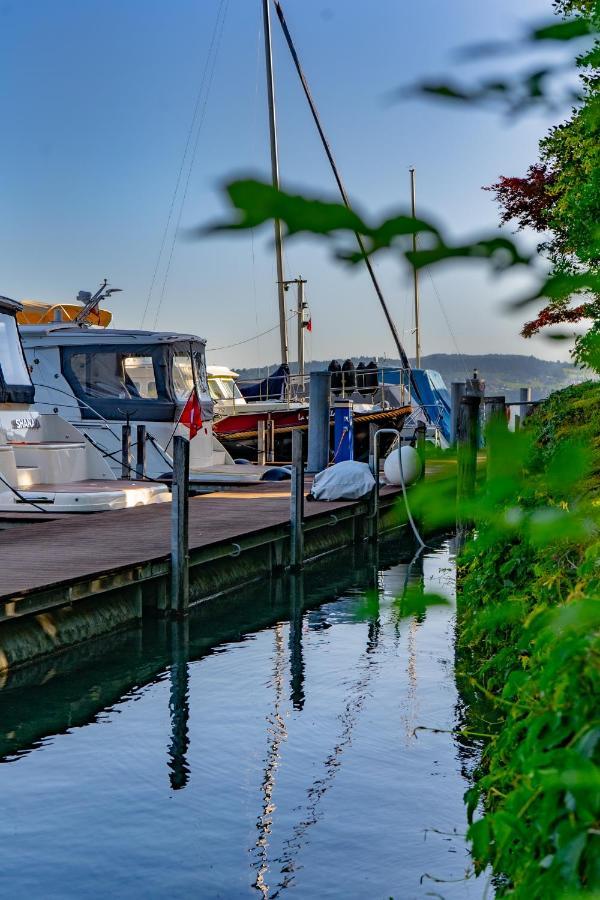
(209, 377, 244, 402)
(0, 312, 33, 389)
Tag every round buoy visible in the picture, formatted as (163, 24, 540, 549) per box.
(383, 445, 422, 486)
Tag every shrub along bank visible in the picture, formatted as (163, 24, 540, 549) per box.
(456, 381, 600, 896)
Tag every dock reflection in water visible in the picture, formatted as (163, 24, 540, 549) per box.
(0, 535, 482, 899)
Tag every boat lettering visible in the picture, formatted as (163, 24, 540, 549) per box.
(11, 417, 40, 429)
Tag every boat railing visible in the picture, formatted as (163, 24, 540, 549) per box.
(233, 367, 412, 408)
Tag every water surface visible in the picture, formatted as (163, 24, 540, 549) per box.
(0, 537, 481, 898)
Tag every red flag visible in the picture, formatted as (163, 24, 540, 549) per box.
(306, 318, 312, 332)
(179, 389, 203, 440)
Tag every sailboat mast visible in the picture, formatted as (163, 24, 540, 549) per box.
(262, 0, 289, 367)
(409, 167, 421, 368)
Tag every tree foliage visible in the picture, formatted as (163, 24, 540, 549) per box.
(485, 0, 600, 340)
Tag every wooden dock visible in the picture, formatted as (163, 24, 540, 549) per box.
(0, 479, 405, 672)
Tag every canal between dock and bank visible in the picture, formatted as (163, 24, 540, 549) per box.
(0, 534, 483, 899)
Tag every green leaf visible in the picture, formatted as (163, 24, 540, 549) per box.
(393, 586, 450, 620)
(530, 19, 595, 42)
(510, 272, 600, 310)
(407, 237, 530, 270)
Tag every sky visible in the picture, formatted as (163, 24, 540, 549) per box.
(0, 0, 574, 370)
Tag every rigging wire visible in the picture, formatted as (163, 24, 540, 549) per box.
(425, 269, 471, 378)
(251, 16, 263, 372)
(141, 0, 227, 329)
(207, 312, 295, 353)
(152, 0, 230, 330)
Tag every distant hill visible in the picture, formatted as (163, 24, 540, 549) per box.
(236, 354, 591, 402)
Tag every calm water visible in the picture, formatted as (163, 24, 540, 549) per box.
(0, 537, 483, 899)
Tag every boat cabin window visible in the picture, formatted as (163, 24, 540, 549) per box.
(61, 341, 207, 421)
(0, 311, 34, 401)
(172, 353, 195, 402)
(123, 357, 158, 399)
(69, 351, 160, 401)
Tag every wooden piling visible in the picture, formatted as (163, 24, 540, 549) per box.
(367, 423, 378, 542)
(170, 435, 190, 615)
(457, 395, 480, 503)
(290, 429, 304, 570)
(267, 416, 275, 463)
(416, 422, 426, 479)
(484, 395, 507, 482)
(519, 386, 532, 421)
(257, 420, 266, 466)
(121, 423, 131, 478)
(450, 382, 466, 446)
(136, 425, 146, 479)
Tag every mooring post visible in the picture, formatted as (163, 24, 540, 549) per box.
(484, 395, 507, 482)
(519, 386, 532, 421)
(416, 422, 426, 479)
(171, 435, 190, 615)
(267, 416, 275, 463)
(257, 420, 266, 466)
(306, 371, 330, 473)
(450, 382, 466, 446)
(136, 424, 146, 479)
(121, 422, 131, 478)
(457, 395, 481, 504)
(290, 429, 304, 570)
(367, 423, 378, 542)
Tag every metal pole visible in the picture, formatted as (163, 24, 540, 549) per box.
(136, 424, 146, 479)
(290, 429, 304, 570)
(121, 423, 131, 479)
(262, 0, 289, 367)
(409, 167, 421, 368)
(306, 371, 330, 473)
(171, 435, 190, 615)
(297, 277, 306, 397)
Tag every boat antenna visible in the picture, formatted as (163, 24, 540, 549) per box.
(262, 0, 289, 368)
(409, 167, 421, 368)
(273, 1, 412, 374)
(74, 279, 122, 327)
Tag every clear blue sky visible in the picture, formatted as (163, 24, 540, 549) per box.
(0, 0, 569, 369)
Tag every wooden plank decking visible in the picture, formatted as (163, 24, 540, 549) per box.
(0, 480, 402, 602)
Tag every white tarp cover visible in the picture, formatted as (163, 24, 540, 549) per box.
(310, 460, 376, 501)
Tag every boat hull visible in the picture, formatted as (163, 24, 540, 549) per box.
(213, 405, 412, 463)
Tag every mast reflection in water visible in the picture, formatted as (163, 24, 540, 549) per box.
(0, 536, 482, 899)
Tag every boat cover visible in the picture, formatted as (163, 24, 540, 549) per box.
(239, 364, 289, 402)
(410, 369, 451, 443)
(309, 460, 375, 501)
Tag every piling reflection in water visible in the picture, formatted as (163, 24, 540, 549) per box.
(0, 533, 481, 899)
(288, 574, 305, 711)
(167, 620, 190, 791)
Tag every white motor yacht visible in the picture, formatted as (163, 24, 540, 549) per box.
(18, 302, 271, 486)
(0, 296, 169, 513)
